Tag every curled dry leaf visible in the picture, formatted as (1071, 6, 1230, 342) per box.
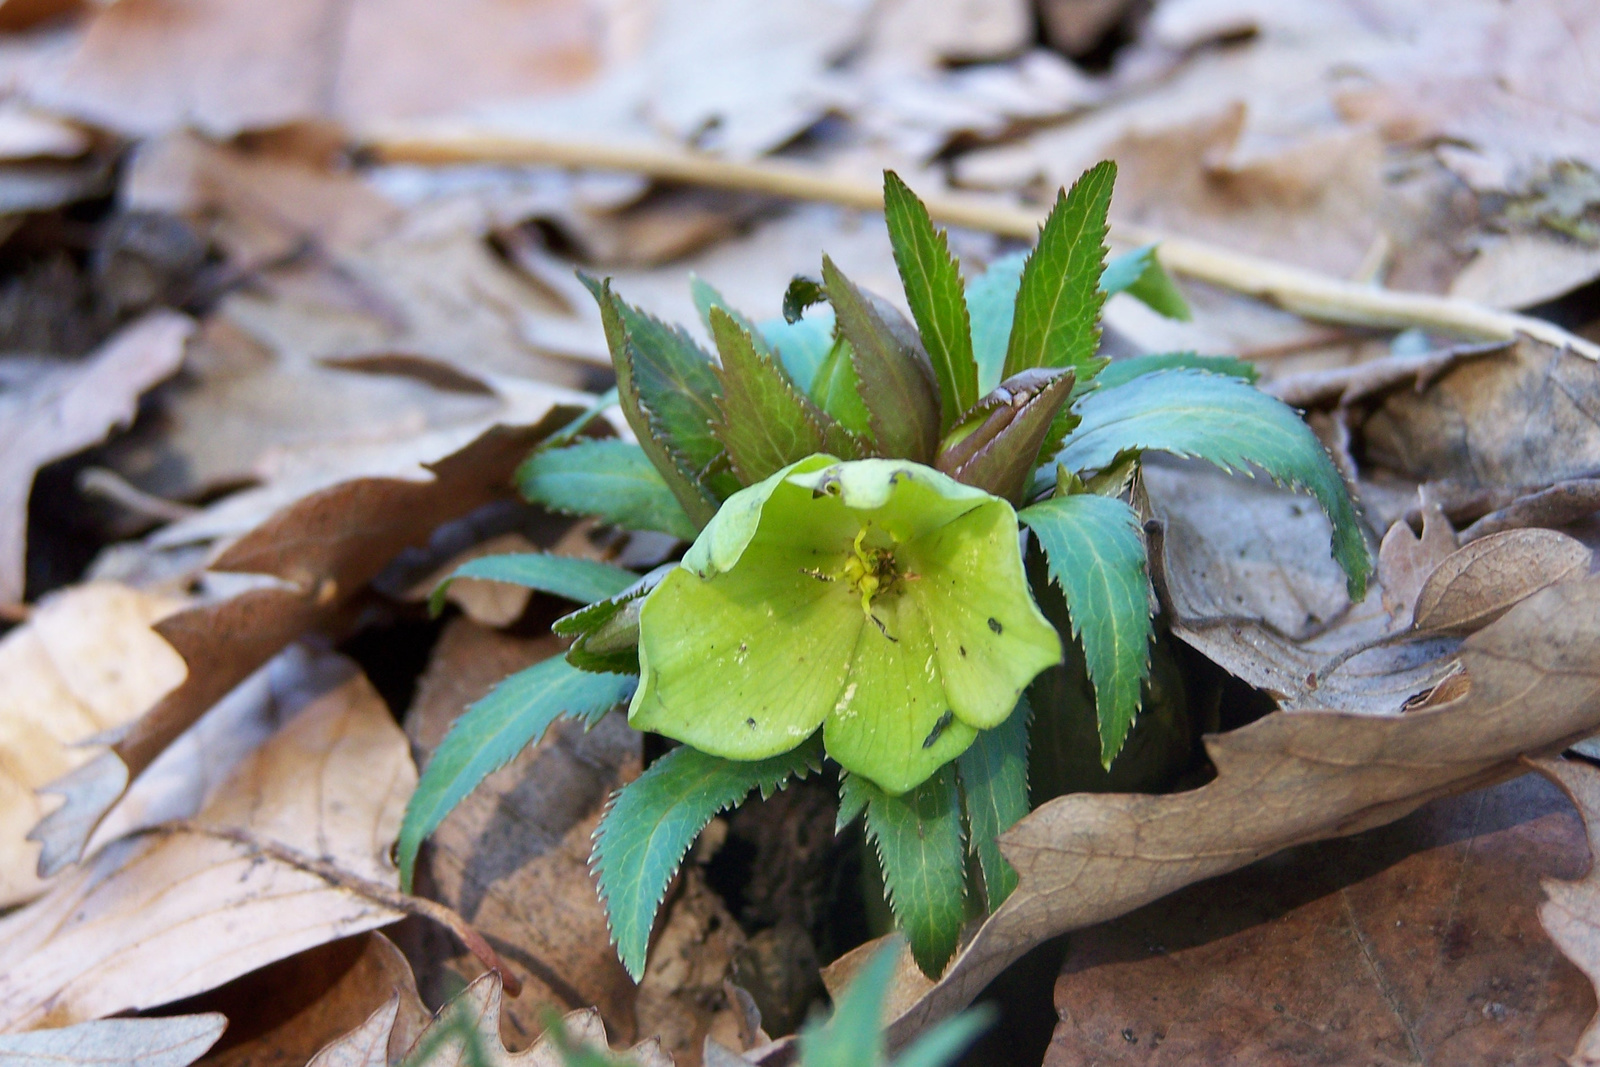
(1046, 772, 1594, 1065)
(1376, 500, 1456, 627)
(0, 655, 414, 1030)
(0, 1014, 227, 1067)
(1530, 757, 1600, 1066)
(0, 310, 192, 603)
(0, 581, 186, 907)
(1413, 529, 1594, 636)
(405, 619, 639, 1046)
(377, 972, 671, 1067)
(826, 576, 1600, 1047)
(186, 932, 428, 1067)
(30, 399, 579, 879)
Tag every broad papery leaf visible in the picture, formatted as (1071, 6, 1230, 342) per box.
(428, 552, 637, 616)
(516, 439, 698, 541)
(1002, 161, 1115, 384)
(849, 768, 967, 978)
(823, 256, 941, 464)
(0, 1015, 227, 1067)
(397, 656, 635, 889)
(1021, 493, 1153, 765)
(1099, 243, 1191, 321)
(965, 251, 1025, 395)
(956, 699, 1031, 909)
(1057, 369, 1372, 599)
(593, 736, 822, 980)
(709, 306, 832, 484)
(885, 171, 978, 431)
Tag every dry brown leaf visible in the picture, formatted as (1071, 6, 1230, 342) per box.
(1376, 500, 1456, 627)
(1533, 757, 1600, 1064)
(1046, 772, 1594, 1065)
(634, 870, 754, 1065)
(390, 973, 670, 1067)
(0, 656, 414, 1031)
(0, 310, 192, 603)
(0, 1014, 227, 1067)
(406, 533, 542, 628)
(1363, 336, 1600, 491)
(825, 576, 1600, 1047)
(1449, 232, 1600, 311)
(1413, 529, 1594, 636)
(189, 932, 428, 1067)
(0, 581, 186, 907)
(30, 399, 579, 879)
(1459, 479, 1600, 544)
(309, 997, 408, 1067)
(405, 619, 639, 1047)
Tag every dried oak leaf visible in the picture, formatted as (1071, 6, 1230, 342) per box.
(1376, 500, 1456, 627)
(1046, 771, 1593, 1065)
(0, 581, 187, 907)
(0, 1014, 227, 1067)
(405, 619, 640, 1048)
(0, 656, 414, 1030)
(0, 310, 192, 604)
(1412, 528, 1593, 636)
(30, 391, 579, 879)
(180, 931, 428, 1067)
(1531, 756, 1600, 1065)
(826, 576, 1600, 1047)
(315, 971, 670, 1067)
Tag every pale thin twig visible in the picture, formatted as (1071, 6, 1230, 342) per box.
(358, 124, 1600, 361)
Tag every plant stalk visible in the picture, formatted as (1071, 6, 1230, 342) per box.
(359, 123, 1600, 361)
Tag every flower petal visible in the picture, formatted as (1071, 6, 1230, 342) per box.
(824, 592, 979, 795)
(905, 500, 1062, 730)
(631, 544, 861, 759)
(683, 453, 841, 577)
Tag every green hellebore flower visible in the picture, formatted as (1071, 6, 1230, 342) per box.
(629, 455, 1062, 794)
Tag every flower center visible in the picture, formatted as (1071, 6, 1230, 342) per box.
(841, 526, 900, 619)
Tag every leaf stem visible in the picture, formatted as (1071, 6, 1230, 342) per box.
(359, 125, 1599, 362)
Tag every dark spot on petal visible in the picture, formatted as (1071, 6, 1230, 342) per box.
(988, 617, 1003, 634)
(923, 710, 954, 749)
(746, 718, 757, 728)
(959, 645, 967, 657)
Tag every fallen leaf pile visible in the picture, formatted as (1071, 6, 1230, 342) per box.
(1, 1, 1599, 1065)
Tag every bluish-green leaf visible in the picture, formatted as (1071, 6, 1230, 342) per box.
(584, 277, 720, 526)
(540, 386, 620, 452)
(690, 275, 767, 351)
(1100, 243, 1191, 321)
(1002, 161, 1116, 383)
(957, 698, 1031, 908)
(709, 306, 832, 484)
(516, 439, 698, 541)
(1020, 494, 1152, 766)
(851, 767, 967, 978)
(397, 657, 636, 890)
(824, 255, 941, 463)
(894, 1009, 995, 1067)
(594, 737, 822, 980)
(1058, 369, 1372, 599)
(428, 552, 636, 617)
(966, 251, 1025, 396)
(760, 306, 835, 394)
(1089, 352, 1256, 393)
(885, 171, 978, 431)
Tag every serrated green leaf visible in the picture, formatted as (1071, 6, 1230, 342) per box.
(957, 697, 1031, 908)
(397, 657, 636, 890)
(428, 552, 636, 617)
(552, 563, 672, 676)
(583, 277, 720, 527)
(809, 332, 875, 443)
(894, 1009, 995, 1067)
(885, 171, 978, 432)
(689, 275, 768, 351)
(1089, 352, 1257, 393)
(1020, 494, 1152, 766)
(1058, 369, 1372, 599)
(594, 737, 822, 980)
(709, 306, 832, 484)
(516, 439, 698, 541)
(760, 306, 835, 394)
(966, 251, 1026, 396)
(935, 368, 1075, 505)
(823, 255, 941, 463)
(855, 767, 966, 978)
(1100, 243, 1192, 321)
(1002, 161, 1116, 384)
